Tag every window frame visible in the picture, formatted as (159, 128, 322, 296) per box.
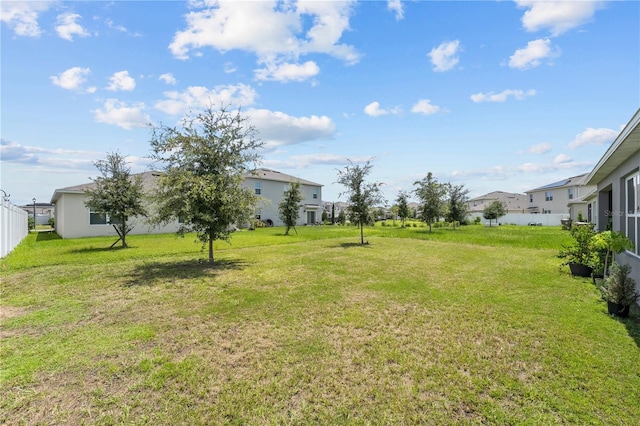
(625, 172, 640, 256)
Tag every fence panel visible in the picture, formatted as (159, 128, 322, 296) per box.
(1, 199, 29, 258)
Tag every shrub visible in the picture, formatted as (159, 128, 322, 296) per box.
(599, 262, 639, 306)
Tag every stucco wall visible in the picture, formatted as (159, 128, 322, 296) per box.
(595, 150, 640, 291)
(54, 193, 180, 239)
(242, 178, 322, 226)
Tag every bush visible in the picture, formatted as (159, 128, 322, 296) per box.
(48, 217, 55, 228)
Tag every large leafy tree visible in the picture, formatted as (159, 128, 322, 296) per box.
(279, 181, 303, 235)
(149, 105, 263, 264)
(395, 190, 411, 227)
(414, 172, 447, 232)
(336, 160, 385, 245)
(446, 183, 470, 228)
(84, 151, 147, 248)
(483, 200, 507, 227)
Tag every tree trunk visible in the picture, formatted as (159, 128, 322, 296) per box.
(121, 216, 127, 247)
(208, 232, 214, 264)
(360, 223, 365, 244)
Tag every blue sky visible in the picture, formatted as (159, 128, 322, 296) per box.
(2, 0, 639, 207)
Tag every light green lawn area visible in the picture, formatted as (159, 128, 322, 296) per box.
(1, 225, 638, 425)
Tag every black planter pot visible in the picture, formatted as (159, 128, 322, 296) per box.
(569, 263, 593, 277)
(607, 301, 630, 318)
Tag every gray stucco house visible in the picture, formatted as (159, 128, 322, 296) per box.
(585, 108, 640, 292)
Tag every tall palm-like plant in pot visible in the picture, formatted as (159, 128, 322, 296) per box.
(600, 262, 639, 318)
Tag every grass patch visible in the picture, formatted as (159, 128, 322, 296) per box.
(1, 225, 638, 424)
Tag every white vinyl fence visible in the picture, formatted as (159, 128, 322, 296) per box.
(469, 212, 569, 227)
(1, 199, 29, 258)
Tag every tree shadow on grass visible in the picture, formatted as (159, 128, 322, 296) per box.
(617, 304, 640, 349)
(339, 242, 372, 249)
(124, 259, 245, 287)
(69, 246, 131, 254)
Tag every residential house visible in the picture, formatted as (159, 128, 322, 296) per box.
(467, 191, 528, 214)
(50, 171, 180, 239)
(241, 168, 323, 226)
(526, 173, 595, 219)
(584, 108, 640, 289)
(51, 168, 322, 239)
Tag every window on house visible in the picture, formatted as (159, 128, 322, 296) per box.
(284, 184, 289, 194)
(255, 182, 261, 195)
(312, 188, 318, 199)
(568, 188, 574, 200)
(529, 194, 533, 203)
(89, 210, 107, 225)
(626, 173, 640, 256)
(545, 191, 553, 202)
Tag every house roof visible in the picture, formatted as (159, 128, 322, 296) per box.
(50, 171, 163, 204)
(526, 173, 589, 193)
(467, 191, 527, 203)
(585, 108, 640, 185)
(243, 168, 322, 187)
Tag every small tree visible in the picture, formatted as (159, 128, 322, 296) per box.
(337, 209, 346, 225)
(336, 160, 384, 244)
(395, 190, 410, 227)
(279, 181, 303, 235)
(483, 200, 506, 227)
(414, 172, 447, 232)
(446, 183, 470, 228)
(84, 151, 146, 248)
(149, 105, 262, 264)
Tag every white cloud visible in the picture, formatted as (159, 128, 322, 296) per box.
(0, 1, 52, 37)
(254, 60, 320, 82)
(528, 142, 552, 154)
(224, 62, 237, 74)
(246, 108, 336, 149)
(93, 99, 151, 130)
(1, 138, 99, 169)
(568, 127, 618, 148)
(509, 38, 559, 70)
(387, 0, 404, 21)
(411, 99, 440, 115)
(554, 153, 572, 163)
(154, 83, 258, 116)
(50, 67, 91, 90)
(55, 12, 90, 41)
(428, 40, 461, 72)
(263, 153, 373, 170)
(515, 0, 605, 36)
(168, 1, 360, 80)
(470, 89, 536, 103)
(364, 101, 400, 117)
(106, 71, 136, 91)
(159, 73, 177, 85)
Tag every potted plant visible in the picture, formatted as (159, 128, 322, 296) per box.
(589, 230, 634, 279)
(558, 223, 596, 277)
(599, 262, 639, 318)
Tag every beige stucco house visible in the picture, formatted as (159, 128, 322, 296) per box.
(584, 108, 640, 289)
(51, 168, 323, 239)
(50, 171, 181, 239)
(526, 173, 595, 219)
(467, 191, 528, 214)
(242, 168, 323, 226)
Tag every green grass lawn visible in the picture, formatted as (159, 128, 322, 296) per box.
(1, 225, 639, 424)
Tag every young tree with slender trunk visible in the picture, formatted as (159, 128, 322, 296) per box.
(483, 200, 507, 227)
(336, 160, 385, 245)
(279, 181, 303, 235)
(395, 190, 410, 227)
(446, 183, 470, 228)
(414, 172, 447, 232)
(84, 151, 147, 248)
(149, 105, 263, 264)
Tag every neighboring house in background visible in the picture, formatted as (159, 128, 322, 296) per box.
(18, 202, 55, 225)
(585, 108, 640, 290)
(322, 201, 349, 222)
(525, 173, 595, 219)
(241, 168, 323, 226)
(50, 171, 180, 239)
(467, 191, 528, 214)
(51, 168, 322, 239)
